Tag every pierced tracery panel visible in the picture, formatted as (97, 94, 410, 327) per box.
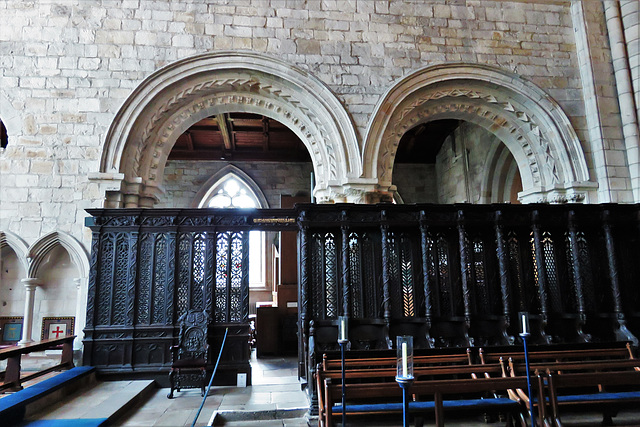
(361, 233, 380, 318)
(543, 232, 562, 313)
(423, 233, 437, 316)
(310, 232, 339, 319)
(215, 232, 230, 322)
(112, 233, 130, 325)
(177, 234, 192, 319)
(507, 232, 528, 312)
(348, 233, 362, 318)
(152, 233, 168, 324)
(97, 233, 115, 326)
(400, 235, 415, 317)
(229, 232, 244, 322)
(577, 232, 596, 312)
(387, 232, 401, 317)
(137, 233, 152, 325)
(213, 231, 249, 323)
(472, 238, 491, 313)
(324, 233, 338, 319)
(564, 233, 579, 313)
(191, 233, 206, 311)
(311, 235, 324, 319)
(436, 234, 452, 317)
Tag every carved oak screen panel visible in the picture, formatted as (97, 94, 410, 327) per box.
(84, 209, 259, 382)
(347, 232, 381, 318)
(136, 232, 175, 325)
(469, 234, 500, 316)
(507, 230, 533, 313)
(95, 232, 137, 326)
(387, 232, 420, 318)
(311, 232, 339, 320)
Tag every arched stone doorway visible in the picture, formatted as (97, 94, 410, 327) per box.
(97, 51, 361, 207)
(364, 63, 597, 204)
(26, 231, 90, 349)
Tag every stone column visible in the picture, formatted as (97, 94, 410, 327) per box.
(74, 277, 84, 350)
(19, 278, 41, 344)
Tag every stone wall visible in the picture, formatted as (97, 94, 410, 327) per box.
(0, 0, 636, 265)
(392, 164, 437, 204)
(159, 160, 313, 208)
(436, 122, 504, 204)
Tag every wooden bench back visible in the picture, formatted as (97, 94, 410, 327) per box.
(319, 362, 507, 381)
(479, 343, 635, 365)
(322, 349, 472, 371)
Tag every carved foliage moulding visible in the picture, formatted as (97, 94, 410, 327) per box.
(129, 78, 339, 188)
(379, 88, 561, 187)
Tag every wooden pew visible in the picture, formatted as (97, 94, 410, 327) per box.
(317, 348, 474, 424)
(503, 352, 640, 427)
(317, 357, 535, 427)
(545, 369, 640, 427)
(0, 336, 75, 392)
(322, 348, 473, 371)
(322, 373, 536, 427)
(478, 342, 638, 424)
(479, 342, 636, 365)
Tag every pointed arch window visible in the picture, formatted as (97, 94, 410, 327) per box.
(202, 174, 266, 288)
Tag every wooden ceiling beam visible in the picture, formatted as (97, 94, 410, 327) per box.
(262, 116, 269, 152)
(185, 131, 194, 151)
(216, 113, 233, 153)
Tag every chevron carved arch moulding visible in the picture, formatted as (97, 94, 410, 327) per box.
(99, 51, 360, 207)
(363, 63, 596, 203)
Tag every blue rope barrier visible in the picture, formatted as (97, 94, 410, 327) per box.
(191, 327, 229, 427)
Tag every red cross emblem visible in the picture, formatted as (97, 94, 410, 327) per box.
(51, 325, 65, 338)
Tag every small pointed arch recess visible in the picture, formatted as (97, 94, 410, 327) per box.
(0, 231, 30, 274)
(27, 231, 90, 279)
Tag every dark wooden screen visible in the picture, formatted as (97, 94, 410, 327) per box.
(298, 203, 640, 409)
(83, 203, 640, 401)
(83, 209, 292, 384)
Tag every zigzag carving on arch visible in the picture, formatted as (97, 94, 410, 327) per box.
(133, 79, 337, 185)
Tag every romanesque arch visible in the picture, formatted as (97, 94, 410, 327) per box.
(363, 63, 597, 203)
(100, 51, 360, 207)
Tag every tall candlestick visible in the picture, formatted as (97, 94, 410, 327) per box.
(521, 313, 528, 335)
(402, 342, 408, 378)
(340, 317, 346, 341)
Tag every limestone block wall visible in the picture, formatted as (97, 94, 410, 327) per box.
(392, 164, 437, 204)
(435, 123, 501, 204)
(0, 0, 635, 249)
(159, 160, 313, 208)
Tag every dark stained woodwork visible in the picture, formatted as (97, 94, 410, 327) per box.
(169, 112, 311, 162)
(83, 203, 640, 408)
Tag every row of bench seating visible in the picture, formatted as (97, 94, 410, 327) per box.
(316, 342, 639, 427)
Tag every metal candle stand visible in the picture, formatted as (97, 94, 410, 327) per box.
(338, 316, 349, 427)
(519, 312, 536, 427)
(395, 335, 414, 427)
